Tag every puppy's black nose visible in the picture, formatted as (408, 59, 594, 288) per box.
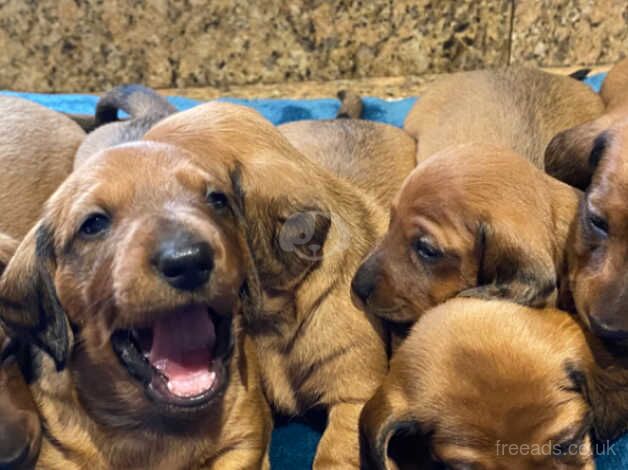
(154, 233, 213, 291)
(351, 260, 378, 306)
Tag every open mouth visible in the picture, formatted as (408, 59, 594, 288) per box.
(111, 304, 232, 408)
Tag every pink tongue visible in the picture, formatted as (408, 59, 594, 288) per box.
(149, 305, 216, 398)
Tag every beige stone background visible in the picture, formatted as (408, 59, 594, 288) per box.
(0, 0, 625, 98)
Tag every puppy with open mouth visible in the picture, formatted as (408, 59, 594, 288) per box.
(0, 143, 271, 469)
(144, 102, 389, 468)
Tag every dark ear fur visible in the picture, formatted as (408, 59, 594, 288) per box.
(359, 388, 433, 470)
(0, 224, 69, 370)
(544, 121, 606, 190)
(458, 222, 557, 307)
(566, 361, 628, 441)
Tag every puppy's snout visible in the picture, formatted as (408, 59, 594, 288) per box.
(352, 257, 379, 307)
(153, 231, 214, 291)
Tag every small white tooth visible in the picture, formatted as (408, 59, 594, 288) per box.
(153, 360, 167, 371)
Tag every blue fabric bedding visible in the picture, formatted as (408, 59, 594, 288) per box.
(2, 71, 626, 469)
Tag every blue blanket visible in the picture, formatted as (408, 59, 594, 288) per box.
(2, 71, 626, 469)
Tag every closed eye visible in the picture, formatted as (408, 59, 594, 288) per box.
(587, 211, 608, 237)
(413, 237, 444, 262)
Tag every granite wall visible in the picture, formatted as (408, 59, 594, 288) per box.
(0, 0, 625, 93)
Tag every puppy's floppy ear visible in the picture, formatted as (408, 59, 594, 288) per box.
(459, 221, 557, 308)
(0, 223, 69, 370)
(360, 387, 433, 470)
(544, 120, 609, 189)
(566, 361, 628, 441)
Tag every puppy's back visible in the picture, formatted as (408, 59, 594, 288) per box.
(0, 97, 85, 239)
(279, 119, 416, 207)
(405, 66, 603, 186)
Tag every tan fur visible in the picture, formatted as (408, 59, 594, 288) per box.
(0, 145, 271, 469)
(360, 298, 620, 469)
(145, 102, 389, 468)
(0, 97, 85, 240)
(279, 119, 416, 207)
(352, 143, 580, 333)
(405, 66, 604, 189)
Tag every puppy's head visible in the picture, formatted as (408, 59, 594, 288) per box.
(352, 144, 568, 324)
(568, 122, 628, 339)
(145, 103, 360, 330)
(360, 299, 598, 470)
(0, 142, 248, 430)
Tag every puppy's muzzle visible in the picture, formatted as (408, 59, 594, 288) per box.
(153, 230, 214, 291)
(352, 257, 379, 307)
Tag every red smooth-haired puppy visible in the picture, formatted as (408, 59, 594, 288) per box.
(405, 65, 604, 188)
(352, 143, 580, 328)
(0, 144, 271, 469)
(361, 298, 628, 470)
(0, 96, 85, 239)
(144, 102, 389, 468)
(547, 59, 628, 338)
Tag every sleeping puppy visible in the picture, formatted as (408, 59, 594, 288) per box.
(0, 233, 41, 470)
(0, 96, 85, 239)
(565, 120, 628, 339)
(73, 84, 176, 168)
(404, 65, 604, 189)
(0, 144, 271, 468)
(360, 298, 628, 470)
(352, 143, 580, 328)
(144, 102, 389, 468)
(544, 59, 628, 339)
(278, 119, 416, 207)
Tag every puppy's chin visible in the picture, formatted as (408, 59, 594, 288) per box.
(73, 304, 234, 431)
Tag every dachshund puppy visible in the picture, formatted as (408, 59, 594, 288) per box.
(0, 144, 271, 468)
(0, 233, 41, 470)
(144, 102, 389, 468)
(404, 65, 604, 189)
(352, 144, 580, 328)
(0, 96, 85, 239)
(279, 119, 416, 207)
(360, 298, 628, 470)
(73, 84, 176, 168)
(545, 59, 628, 338)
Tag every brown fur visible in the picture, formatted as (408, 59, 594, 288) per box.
(0, 97, 85, 240)
(278, 119, 416, 207)
(0, 145, 271, 469)
(144, 102, 389, 468)
(405, 65, 604, 189)
(0, 234, 41, 469)
(352, 144, 581, 329)
(548, 59, 628, 338)
(360, 298, 628, 470)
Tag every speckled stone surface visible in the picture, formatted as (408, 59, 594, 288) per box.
(0, 0, 511, 93)
(511, 0, 628, 67)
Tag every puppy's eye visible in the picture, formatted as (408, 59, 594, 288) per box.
(79, 213, 111, 238)
(587, 211, 608, 237)
(206, 190, 228, 210)
(413, 238, 443, 261)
